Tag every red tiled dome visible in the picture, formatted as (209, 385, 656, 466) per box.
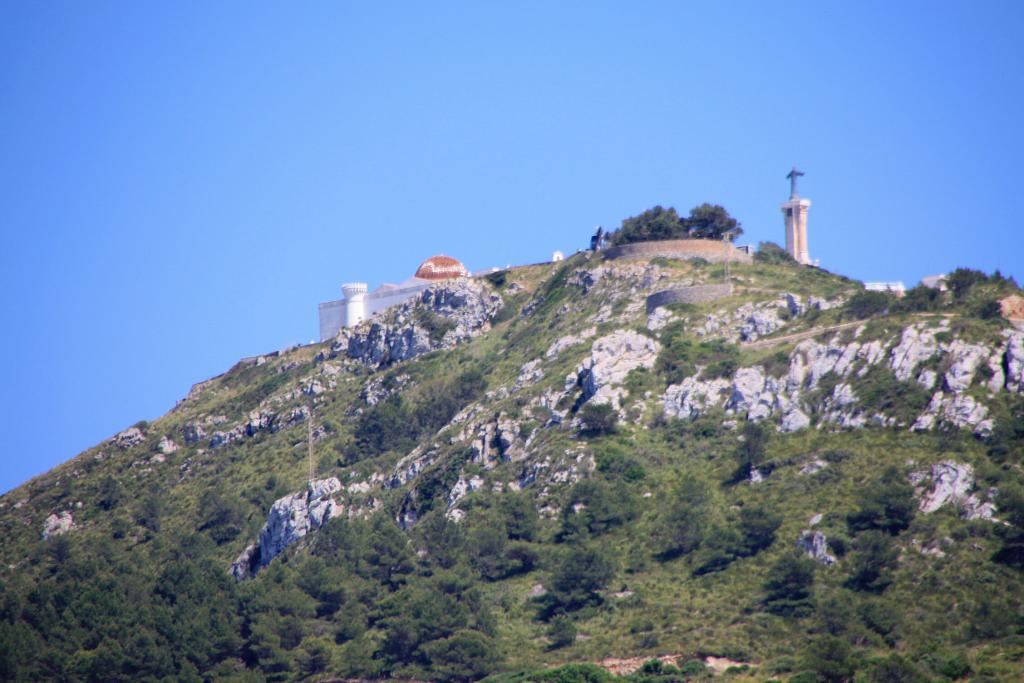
(414, 255, 469, 280)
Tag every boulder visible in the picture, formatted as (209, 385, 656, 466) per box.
(796, 530, 836, 565)
(914, 461, 992, 519)
(738, 306, 784, 341)
(663, 375, 730, 419)
(113, 427, 144, 449)
(917, 368, 938, 390)
(568, 267, 604, 294)
(780, 406, 811, 432)
(41, 511, 74, 540)
(446, 475, 485, 512)
(726, 366, 777, 421)
(785, 292, 805, 317)
(646, 306, 674, 331)
(182, 422, 206, 444)
(514, 359, 545, 392)
(157, 436, 178, 455)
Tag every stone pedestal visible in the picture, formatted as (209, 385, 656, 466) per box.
(780, 198, 811, 265)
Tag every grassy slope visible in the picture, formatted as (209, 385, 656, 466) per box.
(1, 253, 1023, 681)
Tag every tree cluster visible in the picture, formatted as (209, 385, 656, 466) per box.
(609, 204, 742, 246)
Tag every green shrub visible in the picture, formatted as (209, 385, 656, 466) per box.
(652, 477, 712, 559)
(416, 308, 458, 343)
(787, 673, 818, 683)
(801, 635, 855, 683)
(993, 483, 1024, 569)
(539, 546, 615, 618)
(975, 298, 1003, 319)
(596, 448, 646, 482)
(755, 241, 796, 265)
(729, 421, 769, 483)
(578, 402, 619, 436)
(197, 490, 246, 545)
(98, 475, 123, 511)
(353, 395, 417, 458)
(655, 338, 740, 386)
(893, 284, 943, 313)
(860, 654, 930, 683)
(843, 290, 892, 319)
(853, 366, 931, 425)
(484, 270, 508, 288)
(422, 629, 499, 682)
(845, 530, 898, 592)
(678, 660, 707, 675)
(534, 663, 615, 683)
(762, 554, 816, 616)
(559, 480, 638, 540)
(947, 267, 989, 299)
(847, 467, 916, 536)
(921, 649, 972, 679)
(546, 617, 576, 649)
(610, 204, 742, 246)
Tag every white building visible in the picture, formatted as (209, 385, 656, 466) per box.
(865, 281, 906, 296)
(318, 255, 470, 341)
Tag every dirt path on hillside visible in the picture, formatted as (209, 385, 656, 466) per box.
(742, 320, 864, 349)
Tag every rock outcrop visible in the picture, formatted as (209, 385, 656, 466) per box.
(663, 375, 730, 420)
(660, 323, 1024, 435)
(569, 330, 661, 408)
(231, 477, 343, 581)
(41, 511, 74, 540)
(546, 327, 597, 359)
(157, 436, 178, 454)
(333, 279, 502, 368)
(112, 427, 145, 449)
(514, 359, 545, 392)
(889, 325, 939, 381)
(1005, 330, 1024, 392)
(796, 530, 836, 565)
(912, 461, 995, 520)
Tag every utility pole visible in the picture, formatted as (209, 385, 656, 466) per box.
(307, 404, 315, 486)
(723, 232, 732, 285)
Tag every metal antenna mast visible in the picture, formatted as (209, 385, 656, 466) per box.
(307, 404, 315, 485)
(722, 232, 732, 284)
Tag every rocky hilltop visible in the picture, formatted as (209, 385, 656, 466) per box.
(2, 248, 1023, 682)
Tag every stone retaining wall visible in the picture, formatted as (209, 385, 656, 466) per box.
(646, 283, 733, 313)
(602, 239, 753, 265)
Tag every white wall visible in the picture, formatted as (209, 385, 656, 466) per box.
(318, 300, 345, 342)
(364, 282, 432, 318)
(317, 280, 435, 341)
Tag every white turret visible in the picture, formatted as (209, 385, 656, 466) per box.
(341, 282, 368, 328)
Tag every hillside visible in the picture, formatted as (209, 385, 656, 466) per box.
(2, 246, 1024, 682)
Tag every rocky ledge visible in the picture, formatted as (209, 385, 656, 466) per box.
(331, 279, 503, 368)
(231, 477, 343, 581)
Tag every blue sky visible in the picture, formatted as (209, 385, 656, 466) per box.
(1, 2, 1022, 493)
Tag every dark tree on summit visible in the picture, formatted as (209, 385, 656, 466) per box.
(684, 203, 742, 240)
(611, 204, 742, 245)
(611, 206, 686, 245)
